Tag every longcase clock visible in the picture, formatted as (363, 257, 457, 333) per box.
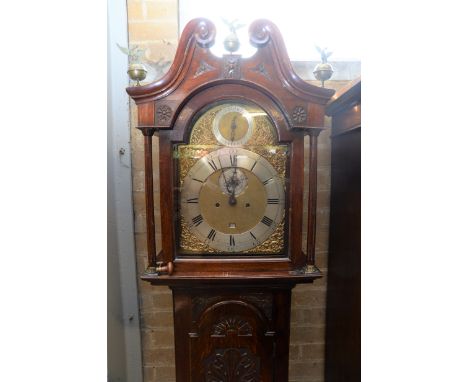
(127, 18, 334, 382)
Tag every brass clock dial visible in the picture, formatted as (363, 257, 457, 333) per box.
(181, 147, 285, 252)
(176, 100, 288, 255)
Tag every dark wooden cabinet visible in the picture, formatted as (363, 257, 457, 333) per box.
(324, 78, 361, 382)
(126, 18, 335, 381)
(171, 286, 292, 381)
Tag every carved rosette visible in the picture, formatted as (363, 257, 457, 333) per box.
(205, 348, 260, 382)
(211, 316, 253, 337)
(291, 106, 307, 124)
(156, 104, 173, 124)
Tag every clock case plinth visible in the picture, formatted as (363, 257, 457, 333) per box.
(127, 18, 334, 382)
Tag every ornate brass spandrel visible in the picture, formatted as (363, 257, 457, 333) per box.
(179, 215, 217, 253)
(247, 116, 276, 147)
(177, 145, 219, 181)
(252, 145, 288, 179)
(244, 219, 284, 254)
(189, 110, 218, 145)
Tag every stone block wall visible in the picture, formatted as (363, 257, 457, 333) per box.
(126, 2, 351, 380)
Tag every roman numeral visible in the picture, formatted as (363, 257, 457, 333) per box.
(267, 198, 279, 204)
(192, 178, 204, 183)
(249, 232, 257, 241)
(229, 235, 235, 246)
(250, 161, 257, 171)
(262, 178, 273, 185)
(230, 154, 237, 167)
(192, 214, 203, 227)
(186, 197, 199, 204)
(207, 158, 218, 171)
(261, 216, 274, 227)
(207, 229, 216, 241)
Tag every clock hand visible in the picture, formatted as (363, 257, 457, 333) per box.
(227, 165, 242, 206)
(230, 116, 237, 142)
(219, 158, 232, 194)
(228, 169, 240, 205)
(227, 150, 240, 205)
(228, 184, 237, 205)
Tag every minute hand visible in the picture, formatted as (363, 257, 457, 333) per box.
(219, 158, 231, 193)
(228, 153, 239, 205)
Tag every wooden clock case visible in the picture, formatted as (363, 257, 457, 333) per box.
(127, 18, 334, 381)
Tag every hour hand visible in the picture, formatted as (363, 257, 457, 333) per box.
(228, 186, 237, 205)
(227, 170, 241, 205)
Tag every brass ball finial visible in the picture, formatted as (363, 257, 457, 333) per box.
(222, 18, 245, 54)
(117, 44, 148, 86)
(127, 63, 147, 86)
(224, 32, 240, 53)
(313, 46, 334, 87)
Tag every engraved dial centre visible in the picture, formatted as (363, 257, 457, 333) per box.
(219, 168, 248, 197)
(200, 169, 267, 235)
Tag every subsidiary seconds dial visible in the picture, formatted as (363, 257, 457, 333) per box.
(212, 105, 254, 146)
(180, 147, 285, 252)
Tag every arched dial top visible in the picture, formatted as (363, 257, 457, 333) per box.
(177, 100, 288, 256)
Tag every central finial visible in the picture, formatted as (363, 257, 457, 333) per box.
(222, 18, 245, 53)
(313, 46, 334, 87)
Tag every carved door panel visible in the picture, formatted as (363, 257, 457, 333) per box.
(190, 299, 274, 382)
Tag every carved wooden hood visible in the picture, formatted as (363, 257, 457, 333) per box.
(127, 18, 334, 129)
(126, 18, 335, 282)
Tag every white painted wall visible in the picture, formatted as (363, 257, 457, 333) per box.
(107, 0, 143, 380)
